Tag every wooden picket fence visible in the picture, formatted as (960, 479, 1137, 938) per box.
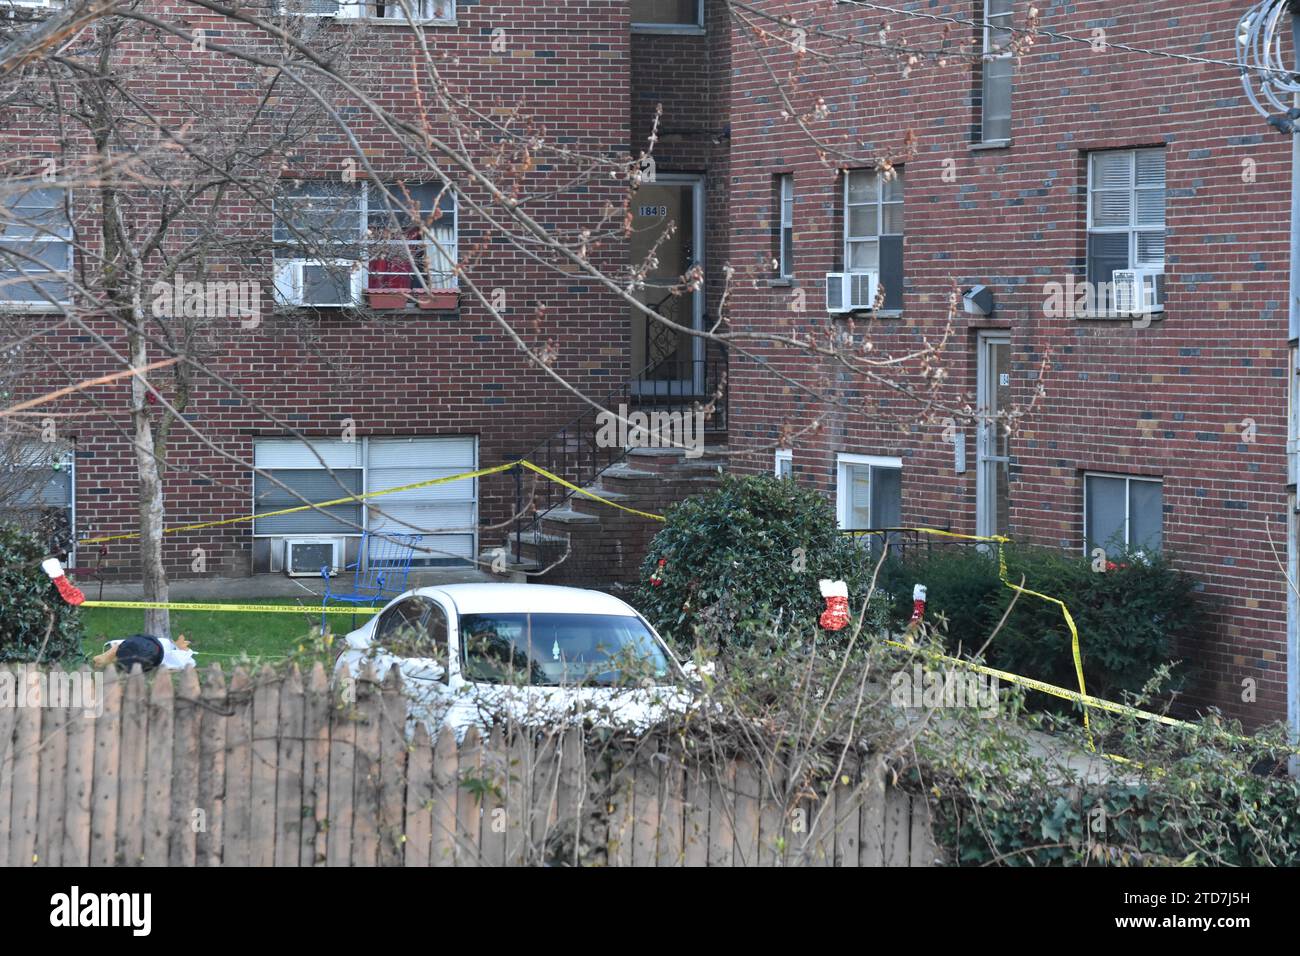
(0, 663, 941, 866)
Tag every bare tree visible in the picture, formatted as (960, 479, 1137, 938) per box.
(0, 1, 1045, 638)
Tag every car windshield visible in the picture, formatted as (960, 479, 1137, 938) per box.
(459, 612, 673, 686)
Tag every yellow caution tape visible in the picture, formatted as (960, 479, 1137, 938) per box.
(81, 461, 522, 544)
(517, 460, 667, 521)
(80, 459, 666, 546)
(883, 637, 1182, 727)
(862, 527, 1096, 750)
(82, 600, 379, 615)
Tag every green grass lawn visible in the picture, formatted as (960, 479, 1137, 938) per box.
(78, 598, 378, 669)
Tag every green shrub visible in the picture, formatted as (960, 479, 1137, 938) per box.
(632, 474, 885, 651)
(922, 699, 1300, 866)
(0, 524, 85, 663)
(880, 543, 1200, 706)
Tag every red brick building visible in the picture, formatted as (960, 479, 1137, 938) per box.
(722, 0, 1296, 730)
(3, 1, 1296, 733)
(3, 2, 646, 578)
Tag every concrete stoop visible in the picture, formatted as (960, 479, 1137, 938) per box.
(482, 444, 727, 588)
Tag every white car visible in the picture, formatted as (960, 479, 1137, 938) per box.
(332, 583, 695, 737)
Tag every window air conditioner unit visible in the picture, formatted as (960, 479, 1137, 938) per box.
(272, 259, 363, 307)
(826, 271, 879, 314)
(1111, 268, 1163, 316)
(285, 537, 343, 577)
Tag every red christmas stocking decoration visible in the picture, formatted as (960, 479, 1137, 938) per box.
(42, 557, 85, 607)
(819, 579, 849, 631)
(907, 583, 927, 629)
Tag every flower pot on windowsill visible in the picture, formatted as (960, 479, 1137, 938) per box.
(366, 290, 411, 310)
(415, 290, 459, 311)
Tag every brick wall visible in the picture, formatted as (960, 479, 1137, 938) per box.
(723, 0, 1291, 726)
(3, 2, 634, 577)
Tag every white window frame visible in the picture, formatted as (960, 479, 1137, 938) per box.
(777, 174, 794, 278)
(0, 185, 73, 310)
(980, 0, 1013, 144)
(843, 169, 902, 276)
(632, 0, 704, 33)
(252, 439, 366, 539)
(976, 331, 1010, 539)
(272, 181, 458, 306)
(775, 448, 793, 478)
(835, 453, 902, 530)
(1086, 148, 1166, 313)
(1082, 471, 1163, 555)
(251, 436, 479, 566)
(292, 0, 455, 23)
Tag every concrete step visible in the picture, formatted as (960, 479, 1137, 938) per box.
(539, 506, 601, 525)
(598, 463, 659, 481)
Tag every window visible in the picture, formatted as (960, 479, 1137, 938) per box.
(253, 438, 365, 536)
(0, 441, 74, 559)
(775, 448, 793, 478)
(776, 174, 794, 278)
(836, 454, 902, 529)
(292, 0, 454, 21)
(460, 613, 673, 687)
(980, 0, 1013, 142)
(367, 183, 457, 292)
(843, 169, 904, 311)
(0, 186, 72, 307)
(374, 596, 449, 672)
(976, 332, 1011, 538)
(272, 181, 456, 307)
(1084, 473, 1163, 556)
(632, 0, 703, 29)
(1087, 149, 1166, 312)
(252, 436, 478, 566)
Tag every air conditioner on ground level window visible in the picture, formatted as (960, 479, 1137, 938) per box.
(1111, 268, 1163, 316)
(285, 537, 344, 577)
(272, 259, 363, 308)
(826, 271, 878, 314)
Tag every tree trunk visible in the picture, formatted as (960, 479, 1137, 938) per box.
(129, 326, 170, 639)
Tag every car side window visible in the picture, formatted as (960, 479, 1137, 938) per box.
(374, 597, 448, 678)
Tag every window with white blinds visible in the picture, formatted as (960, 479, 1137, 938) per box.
(366, 437, 476, 564)
(253, 440, 363, 535)
(252, 436, 477, 565)
(1087, 149, 1166, 287)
